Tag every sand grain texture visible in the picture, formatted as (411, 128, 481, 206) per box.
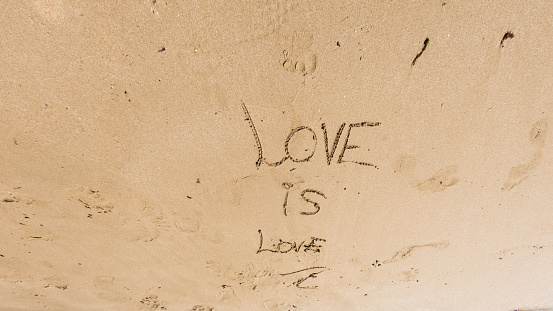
(1, 1, 553, 310)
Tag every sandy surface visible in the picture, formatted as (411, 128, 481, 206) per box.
(2, 1, 553, 310)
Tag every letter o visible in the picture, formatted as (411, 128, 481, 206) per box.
(284, 126, 317, 163)
(277, 241, 294, 253)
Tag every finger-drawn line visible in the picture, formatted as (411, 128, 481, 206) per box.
(279, 266, 327, 276)
(280, 266, 327, 289)
(241, 101, 263, 168)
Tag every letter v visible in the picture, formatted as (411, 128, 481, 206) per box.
(321, 123, 346, 165)
(293, 241, 305, 252)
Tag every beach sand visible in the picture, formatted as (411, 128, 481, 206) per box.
(1, 1, 553, 310)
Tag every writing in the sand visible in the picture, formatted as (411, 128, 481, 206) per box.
(256, 229, 326, 254)
(241, 102, 381, 289)
(241, 102, 381, 169)
(281, 182, 326, 216)
(257, 229, 328, 289)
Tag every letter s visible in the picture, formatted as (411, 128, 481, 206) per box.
(300, 189, 326, 215)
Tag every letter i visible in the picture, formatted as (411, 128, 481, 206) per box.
(281, 182, 294, 216)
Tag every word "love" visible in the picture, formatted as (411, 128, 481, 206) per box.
(256, 229, 326, 254)
(241, 102, 381, 168)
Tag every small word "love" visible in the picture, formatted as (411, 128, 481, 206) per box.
(256, 230, 326, 254)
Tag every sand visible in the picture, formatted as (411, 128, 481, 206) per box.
(1, 1, 553, 310)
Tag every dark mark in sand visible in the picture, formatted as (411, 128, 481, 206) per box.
(500, 31, 514, 47)
(411, 37, 429, 66)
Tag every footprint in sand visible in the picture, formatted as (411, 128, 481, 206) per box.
(503, 117, 548, 191)
(43, 275, 69, 291)
(139, 293, 167, 310)
(416, 165, 459, 193)
(391, 155, 459, 192)
(280, 50, 317, 76)
(277, 28, 317, 76)
(0, 186, 35, 205)
(72, 186, 114, 214)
